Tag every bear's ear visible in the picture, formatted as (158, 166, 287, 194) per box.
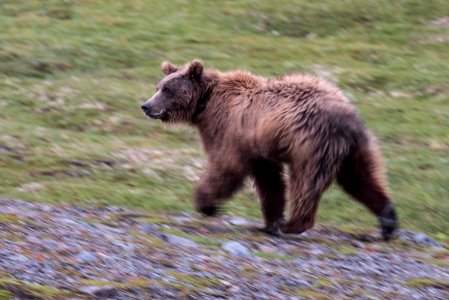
(161, 61, 179, 75)
(187, 59, 204, 80)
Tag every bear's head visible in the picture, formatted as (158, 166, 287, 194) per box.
(141, 60, 205, 123)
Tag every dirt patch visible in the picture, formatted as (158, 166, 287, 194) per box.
(429, 16, 449, 26)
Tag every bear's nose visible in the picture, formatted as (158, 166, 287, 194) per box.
(141, 103, 150, 113)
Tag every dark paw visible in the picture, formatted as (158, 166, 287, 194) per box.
(379, 203, 398, 241)
(280, 220, 312, 235)
(258, 218, 286, 236)
(258, 226, 281, 236)
(199, 205, 220, 217)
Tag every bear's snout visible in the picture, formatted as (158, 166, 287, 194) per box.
(141, 102, 166, 120)
(141, 103, 150, 114)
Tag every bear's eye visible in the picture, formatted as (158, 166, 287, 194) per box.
(162, 87, 171, 94)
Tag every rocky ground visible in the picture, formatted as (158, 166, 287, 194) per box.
(0, 197, 448, 299)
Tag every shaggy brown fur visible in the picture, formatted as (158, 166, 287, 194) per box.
(141, 60, 398, 240)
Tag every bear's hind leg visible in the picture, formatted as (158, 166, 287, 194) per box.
(251, 159, 286, 235)
(337, 141, 398, 241)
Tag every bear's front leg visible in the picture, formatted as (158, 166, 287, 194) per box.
(250, 159, 287, 236)
(194, 165, 245, 217)
(280, 192, 320, 235)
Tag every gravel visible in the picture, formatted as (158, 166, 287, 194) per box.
(0, 197, 448, 299)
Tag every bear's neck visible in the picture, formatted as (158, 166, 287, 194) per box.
(191, 71, 220, 125)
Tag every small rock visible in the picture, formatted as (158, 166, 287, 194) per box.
(221, 280, 232, 286)
(40, 204, 53, 212)
(27, 235, 41, 244)
(10, 254, 28, 262)
(350, 240, 364, 249)
(162, 234, 199, 249)
(171, 215, 192, 224)
(221, 241, 253, 259)
(142, 223, 158, 235)
(42, 238, 58, 249)
(309, 246, 326, 256)
(294, 258, 308, 266)
(399, 231, 444, 248)
(58, 218, 79, 226)
(258, 245, 280, 254)
(79, 285, 118, 297)
(282, 278, 311, 288)
(228, 217, 249, 226)
(297, 280, 312, 288)
(76, 251, 97, 263)
(413, 232, 443, 248)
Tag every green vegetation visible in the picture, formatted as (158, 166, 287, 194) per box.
(0, 289, 12, 300)
(253, 251, 291, 260)
(0, 213, 28, 224)
(137, 217, 178, 225)
(164, 271, 222, 289)
(79, 278, 184, 290)
(296, 287, 333, 300)
(335, 245, 358, 256)
(0, 277, 77, 299)
(401, 277, 449, 288)
(0, 212, 42, 228)
(0, 0, 448, 238)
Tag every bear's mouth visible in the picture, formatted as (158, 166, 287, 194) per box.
(146, 110, 167, 120)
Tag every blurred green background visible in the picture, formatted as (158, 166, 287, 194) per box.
(0, 0, 448, 239)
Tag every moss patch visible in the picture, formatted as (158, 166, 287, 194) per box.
(313, 277, 334, 289)
(191, 236, 221, 246)
(0, 213, 30, 225)
(0, 289, 12, 300)
(402, 277, 449, 288)
(129, 230, 167, 248)
(253, 251, 291, 260)
(78, 279, 127, 289)
(165, 271, 221, 289)
(78, 278, 165, 290)
(423, 258, 449, 268)
(296, 287, 333, 300)
(0, 277, 77, 300)
(335, 245, 358, 256)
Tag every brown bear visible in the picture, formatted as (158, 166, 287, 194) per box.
(141, 60, 398, 240)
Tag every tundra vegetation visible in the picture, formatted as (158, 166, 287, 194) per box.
(0, 0, 448, 240)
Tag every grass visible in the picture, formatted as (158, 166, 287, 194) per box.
(0, 277, 77, 300)
(401, 277, 449, 288)
(253, 251, 291, 260)
(164, 271, 222, 289)
(0, 0, 448, 239)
